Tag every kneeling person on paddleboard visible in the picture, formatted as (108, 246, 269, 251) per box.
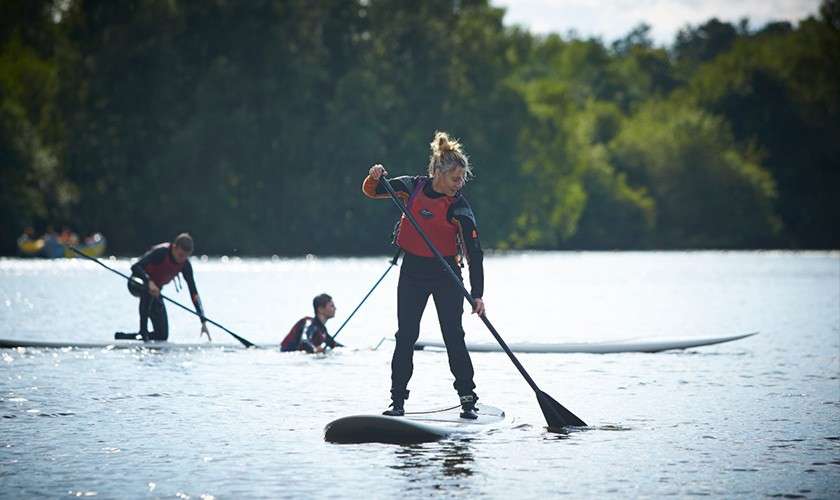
(362, 131, 485, 420)
(116, 233, 209, 341)
(281, 293, 343, 353)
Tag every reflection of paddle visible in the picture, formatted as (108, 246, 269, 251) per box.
(378, 177, 586, 429)
(69, 247, 256, 348)
(326, 248, 402, 351)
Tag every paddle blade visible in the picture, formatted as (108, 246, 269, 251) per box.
(537, 390, 587, 429)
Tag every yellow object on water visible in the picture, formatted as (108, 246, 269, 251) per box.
(65, 233, 107, 258)
(17, 233, 107, 258)
(17, 238, 45, 256)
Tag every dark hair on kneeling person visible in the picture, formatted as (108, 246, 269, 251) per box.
(313, 293, 332, 314)
(174, 233, 193, 253)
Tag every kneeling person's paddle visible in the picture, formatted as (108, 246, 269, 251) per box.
(378, 177, 586, 429)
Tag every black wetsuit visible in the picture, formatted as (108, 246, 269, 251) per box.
(280, 316, 342, 353)
(367, 176, 484, 400)
(128, 245, 203, 341)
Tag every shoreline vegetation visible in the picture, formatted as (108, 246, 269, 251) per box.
(2, 1, 838, 256)
(2, 249, 837, 263)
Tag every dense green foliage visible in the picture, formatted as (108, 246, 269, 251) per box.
(1, 0, 837, 255)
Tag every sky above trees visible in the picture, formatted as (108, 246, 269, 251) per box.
(492, 0, 821, 43)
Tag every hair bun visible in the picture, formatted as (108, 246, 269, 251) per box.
(433, 131, 453, 153)
(427, 130, 472, 179)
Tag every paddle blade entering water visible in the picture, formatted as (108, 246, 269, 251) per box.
(537, 390, 587, 429)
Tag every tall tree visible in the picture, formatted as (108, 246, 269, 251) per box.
(0, 0, 74, 254)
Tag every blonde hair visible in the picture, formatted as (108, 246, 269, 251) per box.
(427, 131, 472, 180)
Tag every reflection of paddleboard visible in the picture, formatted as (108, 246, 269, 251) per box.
(324, 404, 505, 444)
(412, 332, 758, 354)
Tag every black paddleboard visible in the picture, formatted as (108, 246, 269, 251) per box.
(324, 404, 505, 444)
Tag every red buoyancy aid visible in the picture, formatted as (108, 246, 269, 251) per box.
(144, 243, 186, 287)
(281, 317, 310, 350)
(396, 180, 459, 257)
(281, 316, 331, 351)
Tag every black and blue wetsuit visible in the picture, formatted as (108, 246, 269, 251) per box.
(280, 316, 341, 352)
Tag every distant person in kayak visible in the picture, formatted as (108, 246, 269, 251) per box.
(281, 293, 343, 353)
(362, 130, 484, 420)
(58, 226, 79, 246)
(42, 226, 63, 258)
(115, 233, 209, 341)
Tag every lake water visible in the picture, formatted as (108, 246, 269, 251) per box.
(1, 252, 838, 498)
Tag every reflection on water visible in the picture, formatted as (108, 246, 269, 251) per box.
(390, 440, 476, 481)
(1, 252, 838, 498)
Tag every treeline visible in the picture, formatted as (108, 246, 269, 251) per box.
(1, 0, 838, 255)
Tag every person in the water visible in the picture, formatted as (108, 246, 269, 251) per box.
(281, 293, 342, 353)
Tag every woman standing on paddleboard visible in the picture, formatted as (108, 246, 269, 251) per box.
(362, 131, 485, 419)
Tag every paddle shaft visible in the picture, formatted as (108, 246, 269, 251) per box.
(69, 247, 255, 348)
(328, 247, 401, 348)
(377, 179, 545, 393)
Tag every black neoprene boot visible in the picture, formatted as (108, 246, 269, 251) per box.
(382, 401, 404, 417)
(460, 393, 479, 420)
(383, 390, 409, 416)
(114, 332, 148, 341)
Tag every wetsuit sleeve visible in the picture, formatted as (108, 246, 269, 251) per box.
(324, 331, 343, 349)
(450, 198, 484, 299)
(299, 320, 317, 353)
(130, 246, 167, 280)
(361, 175, 415, 200)
(181, 261, 205, 320)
